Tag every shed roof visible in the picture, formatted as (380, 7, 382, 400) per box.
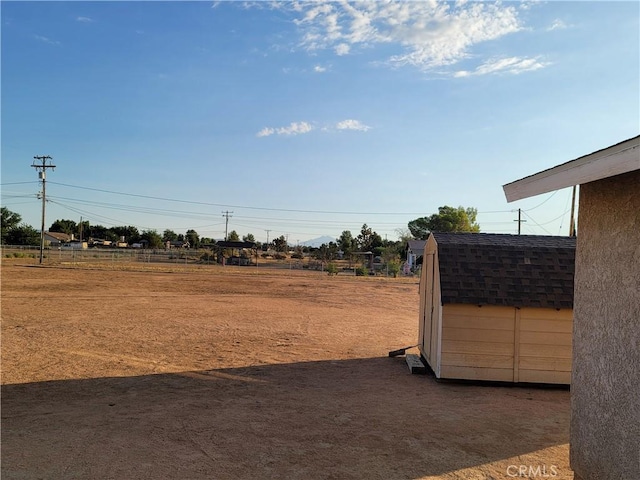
(215, 241, 257, 249)
(432, 233, 575, 309)
(503, 135, 640, 202)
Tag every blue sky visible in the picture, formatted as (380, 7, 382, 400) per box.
(2, 1, 638, 244)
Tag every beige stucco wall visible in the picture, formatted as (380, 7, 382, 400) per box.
(571, 170, 640, 479)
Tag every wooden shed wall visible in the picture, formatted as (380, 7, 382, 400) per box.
(418, 236, 441, 375)
(440, 305, 516, 382)
(518, 307, 572, 384)
(438, 304, 572, 384)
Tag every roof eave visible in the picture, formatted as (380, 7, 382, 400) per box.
(503, 135, 640, 202)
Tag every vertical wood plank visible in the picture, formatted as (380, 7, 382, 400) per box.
(513, 308, 521, 383)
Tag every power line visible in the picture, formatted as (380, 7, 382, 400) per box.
(47, 181, 512, 217)
(523, 190, 559, 212)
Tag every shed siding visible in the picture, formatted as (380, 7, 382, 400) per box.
(437, 304, 572, 384)
(518, 307, 572, 384)
(440, 305, 515, 382)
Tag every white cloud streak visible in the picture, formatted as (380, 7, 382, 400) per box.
(257, 121, 314, 137)
(34, 35, 60, 46)
(257, 119, 371, 137)
(76, 16, 93, 23)
(336, 119, 371, 132)
(454, 56, 551, 77)
(547, 19, 568, 31)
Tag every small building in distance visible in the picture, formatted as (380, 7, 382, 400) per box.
(406, 239, 426, 272)
(418, 232, 575, 384)
(44, 231, 72, 247)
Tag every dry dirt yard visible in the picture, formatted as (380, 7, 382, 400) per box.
(1, 261, 572, 480)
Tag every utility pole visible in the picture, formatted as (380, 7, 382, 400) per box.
(222, 210, 233, 241)
(513, 208, 526, 235)
(31, 155, 56, 264)
(569, 185, 577, 237)
(265, 229, 271, 247)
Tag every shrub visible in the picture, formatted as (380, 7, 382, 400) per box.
(387, 261, 401, 278)
(326, 262, 339, 276)
(274, 253, 287, 260)
(355, 265, 369, 276)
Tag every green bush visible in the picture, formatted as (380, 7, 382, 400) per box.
(355, 265, 369, 276)
(326, 262, 339, 276)
(387, 261, 401, 278)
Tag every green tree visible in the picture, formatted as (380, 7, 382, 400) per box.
(243, 233, 256, 243)
(49, 219, 77, 235)
(88, 225, 117, 241)
(227, 230, 240, 242)
(1, 207, 23, 244)
(163, 229, 178, 242)
(338, 230, 355, 255)
(141, 229, 164, 249)
(6, 224, 40, 246)
(356, 224, 383, 252)
(408, 206, 480, 239)
(314, 242, 338, 262)
(272, 235, 288, 252)
(185, 229, 200, 248)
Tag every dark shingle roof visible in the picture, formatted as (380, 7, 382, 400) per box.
(433, 233, 575, 309)
(407, 239, 426, 253)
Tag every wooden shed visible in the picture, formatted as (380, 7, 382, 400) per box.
(418, 232, 575, 384)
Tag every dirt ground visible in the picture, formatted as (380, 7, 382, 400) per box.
(1, 261, 572, 479)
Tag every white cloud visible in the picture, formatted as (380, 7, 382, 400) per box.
(281, 1, 525, 71)
(547, 19, 568, 31)
(34, 35, 60, 46)
(454, 56, 551, 77)
(335, 43, 350, 56)
(76, 16, 93, 23)
(257, 119, 371, 137)
(257, 121, 314, 137)
(314, 65, 327, 73)
(336, 119, 371, 132)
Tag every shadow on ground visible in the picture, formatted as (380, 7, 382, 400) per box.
(1, 357, 570, 480)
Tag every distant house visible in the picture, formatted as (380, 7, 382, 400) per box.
(503, 135, 639, 480)
(406, 239, 426, 271)
(418, 232, 575, 384)
(44, 231, 72, 247)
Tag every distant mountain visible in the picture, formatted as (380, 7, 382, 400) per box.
(300, 235, 336, 248)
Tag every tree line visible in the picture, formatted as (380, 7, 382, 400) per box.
(1, 205, 480, 252)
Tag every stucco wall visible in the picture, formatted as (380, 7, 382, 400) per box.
(571, 170, 640, 479)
